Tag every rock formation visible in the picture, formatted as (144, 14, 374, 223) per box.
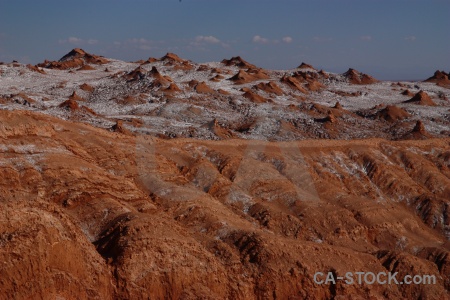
(343, 68, 379, 84)
(404, 91, 437, 106)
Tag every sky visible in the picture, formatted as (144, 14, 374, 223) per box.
(0, 0, 449, 80)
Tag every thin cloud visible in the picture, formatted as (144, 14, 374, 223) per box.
(59, 37, 98, 45)
(195, 35, 220, 44)
(126, 38, 161, 51)
(67, 37, 82, 45)
(191, 35, 229, 48)
(404, 36, 416, 41)
(282, 36, 293, 43)
(252, 35, 270, 44)
(252, 35, 294, 45)
(129, 38, 150, 44)
(360, 35, 372, 41)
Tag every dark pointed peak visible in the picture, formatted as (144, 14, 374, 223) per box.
(333, 101, 342, 109)
(111, 120, 131, 135)
(188, 79, 199, 87)
(221, 56, 256, 69)
(412, 120, 426, 133)
(401, 89, 413, 96)
(298, 62, 316, 70)
(343, 68, 358, 75)
(150, 66, 160, 74)
(343, 68, 378, 84)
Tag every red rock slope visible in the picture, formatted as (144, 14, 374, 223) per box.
(0, 110, 449, 299)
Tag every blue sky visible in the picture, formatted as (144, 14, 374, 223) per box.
(0, 0, 449, 80)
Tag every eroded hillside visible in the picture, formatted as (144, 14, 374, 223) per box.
(0, 110, 449, 299)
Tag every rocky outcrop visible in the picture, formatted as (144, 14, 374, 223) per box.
(343, 68, 378, 84)
(375, 105, 411, 122)
(221, 56, 256, 69)
(195, 81, 215, 94)
(241, 87, 268, 103)
(424, 70, 450, 87)
(297, 62, 316, 70)
(229, 69, 270, 84)
(254, 81, 284, 95)
(280, 76, 308, 93)
(404, 91, 437, 106)
(37, 48, 109, 70)
(59, 99, 79, 110)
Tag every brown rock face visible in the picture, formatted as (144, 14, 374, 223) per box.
(77, 65, 96, 71)
(306, 80, 325, 91)
(241, 88, 268, 103)
(404, 91, 437, 106)
(79, 83, 94, 92)
(1, 110, 448, 299)
(26, 64, 46, 74)
(334, 101, 343, 109)
(148, 66, 173, 85)
(111, 120, 131, 135)
(59, 99, 79, 110)
(280, 76, 308, 93)
(164, 83, 182, 93)
(254, 81, 284, 95)
(375, 105, 411, 122)
(117, 94, 147, 105)
(400, 120, 433, 140)
(126, 66, 147, 81)
(229, 69, 270, 84)
(202, 118, 236, 139)
(325, 112, 337, 123)
(401, 89, 415, 97)
(413, 120, 426, 133)
(343, 68, 378, 84)
(69, 91, 84, 101)
(0, 204, 114, 299)
(195, 81, 215, 94)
